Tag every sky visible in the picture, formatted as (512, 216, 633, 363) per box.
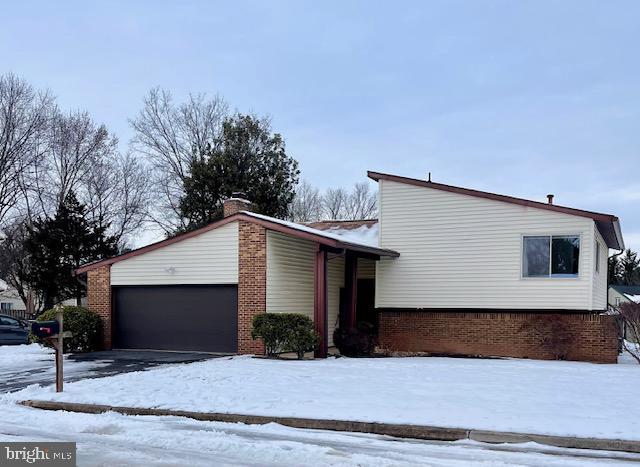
(1, 1, 638, 250)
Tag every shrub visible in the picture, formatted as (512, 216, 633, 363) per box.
(251, 313, 318, 359)
(34, 306, 102, 353)
(333, 322, 377, 357)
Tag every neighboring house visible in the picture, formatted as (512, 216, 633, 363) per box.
(0, 280, 85, 318)
(609, 285, 640, 308)
(78, 172, 625, 363)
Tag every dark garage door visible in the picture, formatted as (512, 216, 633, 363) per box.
(113, 285, 237, 353)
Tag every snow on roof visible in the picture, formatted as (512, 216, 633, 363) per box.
(317, 224, 379, 247)
(0, 279, 7, 292)
(241, 212, 381, 249)
(624, 294, 640, 304)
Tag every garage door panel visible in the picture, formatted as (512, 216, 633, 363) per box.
(113, 285, 237, 353)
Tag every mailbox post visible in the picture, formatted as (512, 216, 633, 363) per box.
(31, 305, 72, 392)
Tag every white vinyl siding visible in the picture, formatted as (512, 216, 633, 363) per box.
(592, 228, 608, 310)
(111, 222, 239, 285)
(266, 231, 343, 346)
(376, 180, 597, 310)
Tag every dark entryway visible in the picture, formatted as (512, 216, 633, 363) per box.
(112, 285, 238, 353)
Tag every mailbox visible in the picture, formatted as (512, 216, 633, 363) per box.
(31, 320, 60, 338)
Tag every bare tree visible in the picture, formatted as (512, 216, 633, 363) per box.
(129, 88, 228, 233)
(24, 109, 118, 218)
(343, 182, 378, 220)
(0, 73, 53, 225)
(0, 219, 37, 311)
(618, 302, 640, 364)
(322, 187, 348, 220)
(84, 152, 151, 247)
(289, 180, 323, 222)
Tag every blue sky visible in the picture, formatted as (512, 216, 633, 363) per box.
(1, 1, 638, 249)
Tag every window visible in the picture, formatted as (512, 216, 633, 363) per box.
(595, 241, 600, 273)
(615, 297, 621, 307)
(0, 302, 12, 311)
(0, 316, 19, 326)
(522, 235, 580, 278)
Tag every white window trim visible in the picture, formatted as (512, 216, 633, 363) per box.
(520, 233, 582, 280)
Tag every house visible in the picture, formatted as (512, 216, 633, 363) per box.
(0, 279, 86, 319)
(78, 171, 624, 363)
(609, 285, 640, 308)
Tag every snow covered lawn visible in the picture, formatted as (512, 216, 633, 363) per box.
(7, 355, 640, 441)
(0, 344, 108, 391)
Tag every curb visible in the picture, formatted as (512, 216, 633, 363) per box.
(20, 400, 640, 454)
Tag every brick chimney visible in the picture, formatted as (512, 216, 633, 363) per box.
(223, 192, 252, 217)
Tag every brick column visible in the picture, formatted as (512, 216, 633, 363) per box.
(86, 265, 112, 350)
(238, 220, 266, 354)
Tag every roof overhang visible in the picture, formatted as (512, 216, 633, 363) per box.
(75, 212, 398, 275)
(368, 170, 625, 250)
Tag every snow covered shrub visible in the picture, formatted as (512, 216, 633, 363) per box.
(35, 306, 102, 353)
(251, 313, 318, 358)
(618, 302, 640, 364)
(333, 322, 377, 357)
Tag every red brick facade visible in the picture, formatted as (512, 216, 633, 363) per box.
(378, 311, 618, 363)
(223, 198, 251, 217)
(237, 220, 266, 354)
(87, 265, 112, 350)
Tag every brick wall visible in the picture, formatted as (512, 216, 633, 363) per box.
(223, 198, 251, 217)
(378, 311, 618, 363)
(238, 220, 266, 354)
(87, 265, 112, 350)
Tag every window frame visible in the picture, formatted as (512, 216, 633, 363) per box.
(521, 234, 581, 279)
(0, 302, 12, 311)
(595, 241, 601, 273)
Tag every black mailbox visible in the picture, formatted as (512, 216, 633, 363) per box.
(31, 321, 60, 338)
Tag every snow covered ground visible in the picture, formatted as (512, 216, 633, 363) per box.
(7, 354, 640, 441)
(0, 344, 109, 391)
(1, 402, 639, 466)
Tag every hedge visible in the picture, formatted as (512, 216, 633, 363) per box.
(34, 306, 102, 353)
(251, 313, 318, 359)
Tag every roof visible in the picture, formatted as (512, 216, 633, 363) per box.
(75, 212, 399, 274)
(611, 285, 640, 296)
(368, 170, 625, 250)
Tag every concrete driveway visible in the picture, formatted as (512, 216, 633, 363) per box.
(1, 349, 224, 393)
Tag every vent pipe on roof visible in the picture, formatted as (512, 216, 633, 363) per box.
(547, 194, 554, 205)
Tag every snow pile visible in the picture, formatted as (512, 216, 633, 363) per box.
(323, 224, 379, 247)
(0, 344, 54, 373)
(10, 355, 640, 440)
(624, 294, 640, 304)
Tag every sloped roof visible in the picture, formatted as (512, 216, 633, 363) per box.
(368, 170, 624, 250)
(611, 285, 640, 297)
(76, 212, 398, 274)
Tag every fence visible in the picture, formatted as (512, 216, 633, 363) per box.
(2, 309, 35, 321)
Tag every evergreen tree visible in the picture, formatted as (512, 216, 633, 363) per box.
(24, 191, 118, 310)
(178, 115, 299, 232)
(608, 254, 623, 285)
(619, 249, 640, 286)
